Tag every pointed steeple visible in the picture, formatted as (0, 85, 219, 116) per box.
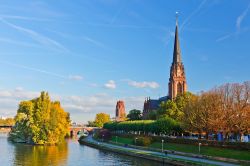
(168, 13, 187, 100)
(173, 12, 182, 64)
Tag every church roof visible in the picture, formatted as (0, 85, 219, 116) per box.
(145, 96, 169, 110)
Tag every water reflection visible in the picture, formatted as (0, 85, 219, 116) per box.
(0, 133, 165, 166)
(13, 141, 68, 166)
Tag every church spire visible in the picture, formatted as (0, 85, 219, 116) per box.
(168, 13, 187, 100)
(173, 12, 182, 64)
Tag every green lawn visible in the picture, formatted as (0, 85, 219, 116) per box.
(111, 136, 250, 161)
(111, 136, 133, 144)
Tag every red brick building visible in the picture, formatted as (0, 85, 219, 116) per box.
(115, 100, 126, 121)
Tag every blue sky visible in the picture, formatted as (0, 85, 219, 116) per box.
(0, 0, 250, 123)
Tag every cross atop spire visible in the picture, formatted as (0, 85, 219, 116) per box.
(173, 12, 182, 64)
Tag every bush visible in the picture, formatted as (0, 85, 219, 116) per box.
(94, 129, 112, 141)
(135, 136, 152, 146)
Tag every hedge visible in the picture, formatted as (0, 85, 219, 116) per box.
(103, 117, 182, 135)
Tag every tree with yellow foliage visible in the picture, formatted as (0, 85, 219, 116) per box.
(94, 113, 110, 128)
(9, 92, 70, 145)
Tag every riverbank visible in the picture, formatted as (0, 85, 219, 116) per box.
(79, 136, 240, 166)
(110, 136, 250, 162)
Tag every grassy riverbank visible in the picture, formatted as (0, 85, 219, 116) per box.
(111, 136, 250, 161)
(79, 137, 219, 166)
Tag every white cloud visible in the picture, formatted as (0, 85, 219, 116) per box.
(0, 88, 145, 123)
(15, 87, 24, 91)
(0, 89, 39, 99)
(128, 80, 159, 89)
(104, 80, 116, 89)
(68, 75, 83, 81)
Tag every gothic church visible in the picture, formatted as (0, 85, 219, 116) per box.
(142, 18, 187, 119)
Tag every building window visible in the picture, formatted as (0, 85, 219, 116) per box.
(177, 82, 183, 95)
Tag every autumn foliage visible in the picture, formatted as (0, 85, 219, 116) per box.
(183, 82, 250, 138)
(9, 92, 70, 145)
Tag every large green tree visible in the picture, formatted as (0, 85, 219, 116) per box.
(157, 100, 179, 120)
(157, 92, 195, 121)
(127, 109, 142, 120)
(9, 92, 70, 145)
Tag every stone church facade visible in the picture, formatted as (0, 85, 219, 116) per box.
(143, 19, 187, 119)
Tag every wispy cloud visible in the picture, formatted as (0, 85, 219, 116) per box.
(0, 14, 51, 22)
(216, 3, 250, 42)
(180, 0, 207, 31)
(0, 37, 40, 47)
(68, 75, 84, 81)
(0, 60, 67, 79)
(73, 22, 162, 29)
(161, 29, 175, 46)
(104, 80, 116, 89)
(236, 3, 250, 32)
(0, 60, 83, 81)
(46, 28, 110, 51)
(216, 33, 233, 42)
(82, 36, 107, 49)
(127, 80, 159, 89)
(0, 18, 68, 52)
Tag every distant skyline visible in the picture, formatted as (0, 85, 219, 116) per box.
(0, 0, 250, 123)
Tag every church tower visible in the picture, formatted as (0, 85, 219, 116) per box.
(115, 100, 126, 121)
(168, 15, 187, 100)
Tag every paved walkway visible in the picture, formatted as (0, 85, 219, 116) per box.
(85, 136, 238, 166)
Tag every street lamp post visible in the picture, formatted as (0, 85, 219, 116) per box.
(199, 143, 201, 153)
(135, 137, 138, 145)
(116, 136, 118, 143)
(162, 140, 164, 152)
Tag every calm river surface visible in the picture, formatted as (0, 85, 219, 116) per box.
(0, 133, 164, 166)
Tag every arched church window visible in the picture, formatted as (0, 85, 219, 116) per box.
(177, 82, 183, 94)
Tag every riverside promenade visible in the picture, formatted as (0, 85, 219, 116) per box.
(79, 136, 239, 166)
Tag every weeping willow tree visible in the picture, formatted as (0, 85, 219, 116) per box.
(9, 92, 70, 145)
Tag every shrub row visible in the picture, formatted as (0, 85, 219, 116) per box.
(103, 117, 182, 135)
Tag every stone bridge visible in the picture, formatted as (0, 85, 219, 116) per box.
(0, 125, 97, 136)
(69, 126, 96, 137)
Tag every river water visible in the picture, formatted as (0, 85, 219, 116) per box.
(0, 133, 163, 166)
